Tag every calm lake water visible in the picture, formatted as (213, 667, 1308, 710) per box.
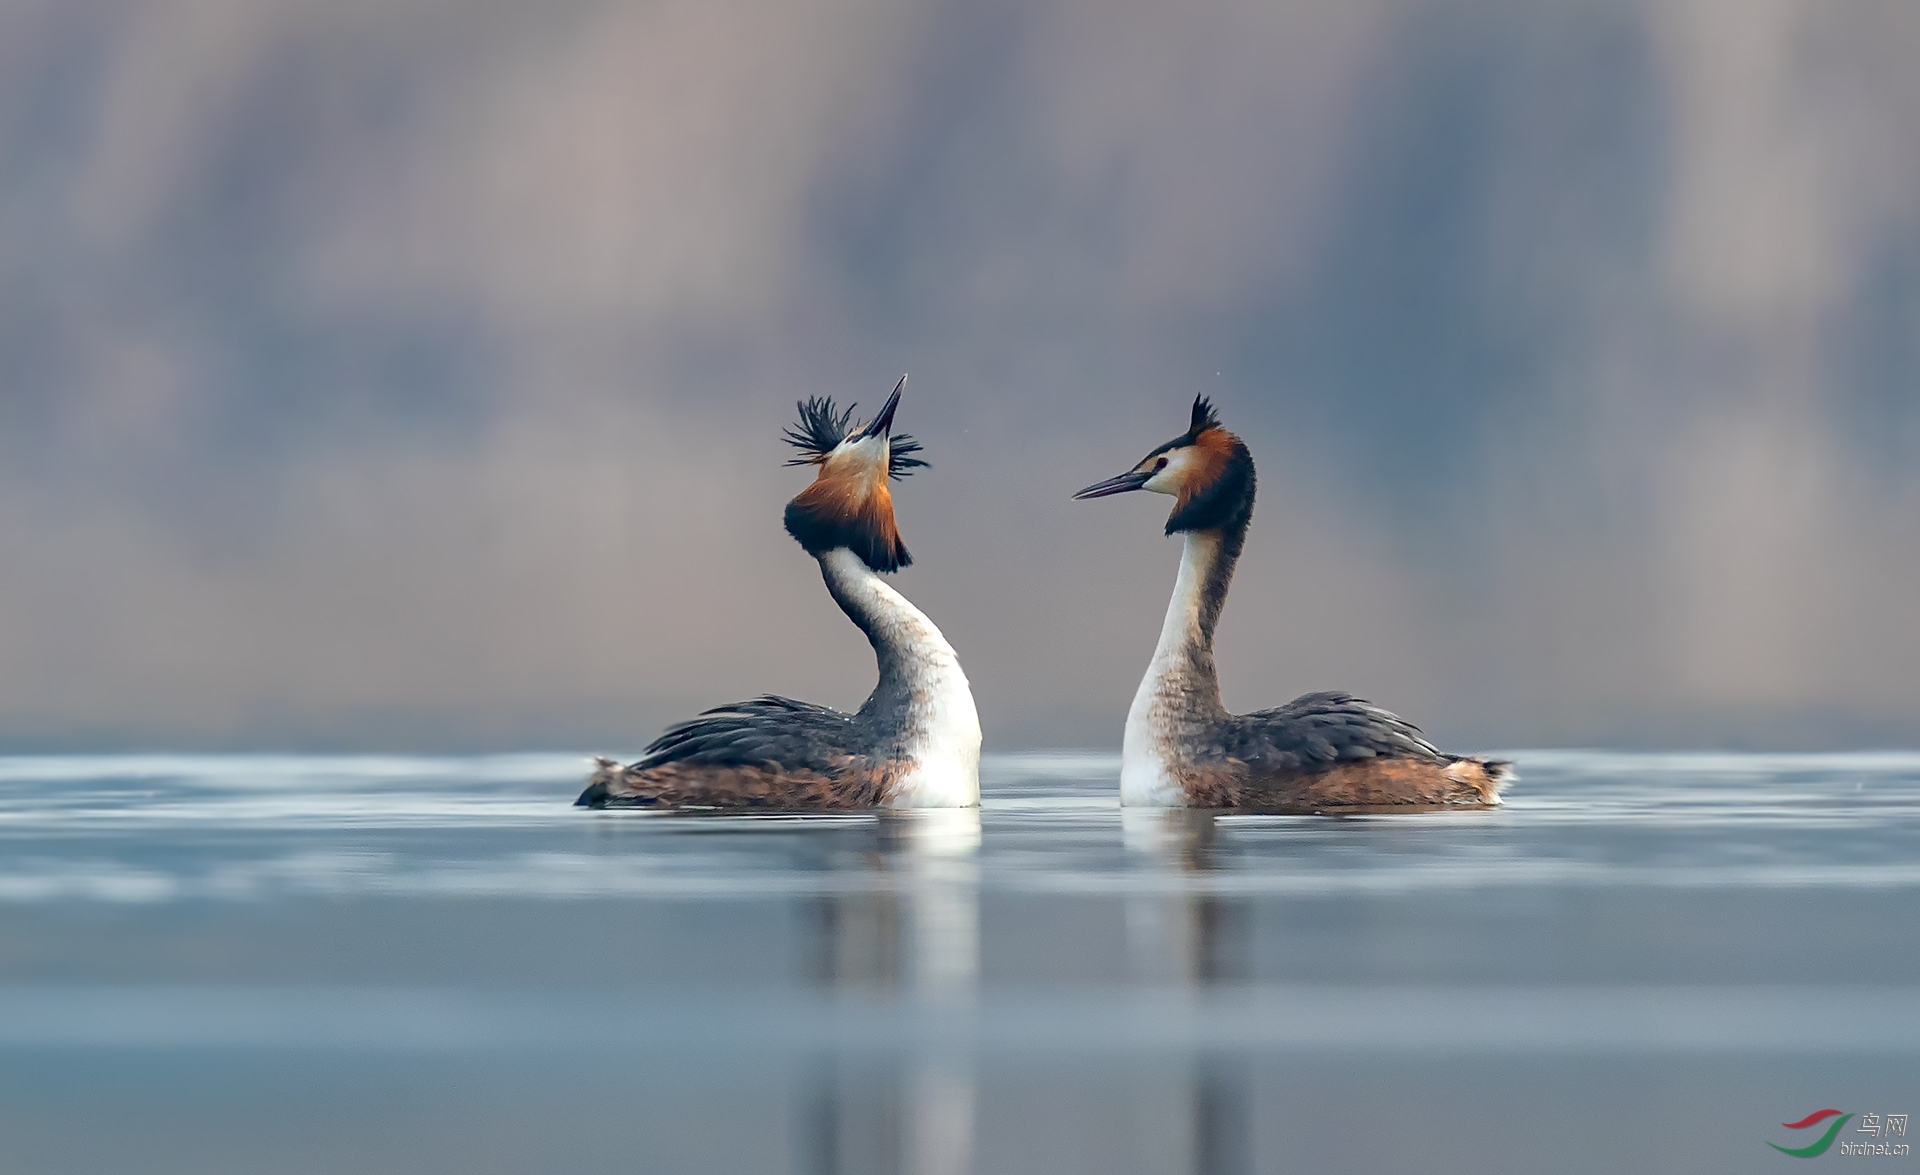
(0, 751, 1915, 1174)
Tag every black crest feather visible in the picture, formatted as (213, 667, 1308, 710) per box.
(885, 434, 928, 477)
(782, 397, 857, 462)
(1188, 394, 1222, 437)
(781, 396, 928, 479)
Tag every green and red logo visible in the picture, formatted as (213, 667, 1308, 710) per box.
(1769, 1109, 1852, 1157)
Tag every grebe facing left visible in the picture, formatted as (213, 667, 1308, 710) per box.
(1074, 396, 1512, 814)
(578, 376, 980, 810)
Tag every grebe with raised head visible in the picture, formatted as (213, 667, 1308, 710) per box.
(1074, 396, 1512, 813)
(578, 376, 980, 809)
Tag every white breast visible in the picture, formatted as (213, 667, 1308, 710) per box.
(887, 626, 982, 808)
(1121, 664, 1186, 808)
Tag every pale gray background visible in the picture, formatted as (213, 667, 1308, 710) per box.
(1, 0, 1917, 751)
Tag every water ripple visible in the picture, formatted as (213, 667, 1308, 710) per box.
(0, 750, 1915, 901)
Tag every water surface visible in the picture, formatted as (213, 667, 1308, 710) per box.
(0, 751, 1915, 1173)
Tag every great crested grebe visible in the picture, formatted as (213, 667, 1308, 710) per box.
(1074, 396, 1512, 813)
(578, 376, 980, 810)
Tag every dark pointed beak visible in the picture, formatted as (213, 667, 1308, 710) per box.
(1073, 470, 1153, 499)
(860, 374, 907, 439)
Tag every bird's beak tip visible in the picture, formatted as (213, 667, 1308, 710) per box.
(869, 377, 905, 437)
(1072, 471, 1151, 500)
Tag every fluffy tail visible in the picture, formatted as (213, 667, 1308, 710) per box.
(1444, 756, 1515, 805)
(575, 756, 625, 807)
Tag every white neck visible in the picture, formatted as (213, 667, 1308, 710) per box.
(820, 549, 981, 807)
(1121, 533, 1218, 807)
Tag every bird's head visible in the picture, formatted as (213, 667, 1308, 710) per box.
(1073, 395, 1254, 534)
(782, 375, 926, 572)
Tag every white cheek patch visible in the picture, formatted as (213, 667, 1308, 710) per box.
(1141, 447, 1200, 495)
(838, 434, 889, 473)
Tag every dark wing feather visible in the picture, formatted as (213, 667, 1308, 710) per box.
(1225, 691, 1443, 774)
(636, 695, 860, 772)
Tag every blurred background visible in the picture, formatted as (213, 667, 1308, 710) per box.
(1, 0, 1916, 753)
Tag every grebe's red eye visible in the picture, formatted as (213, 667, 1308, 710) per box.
(1154, 457, 1169, 472)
